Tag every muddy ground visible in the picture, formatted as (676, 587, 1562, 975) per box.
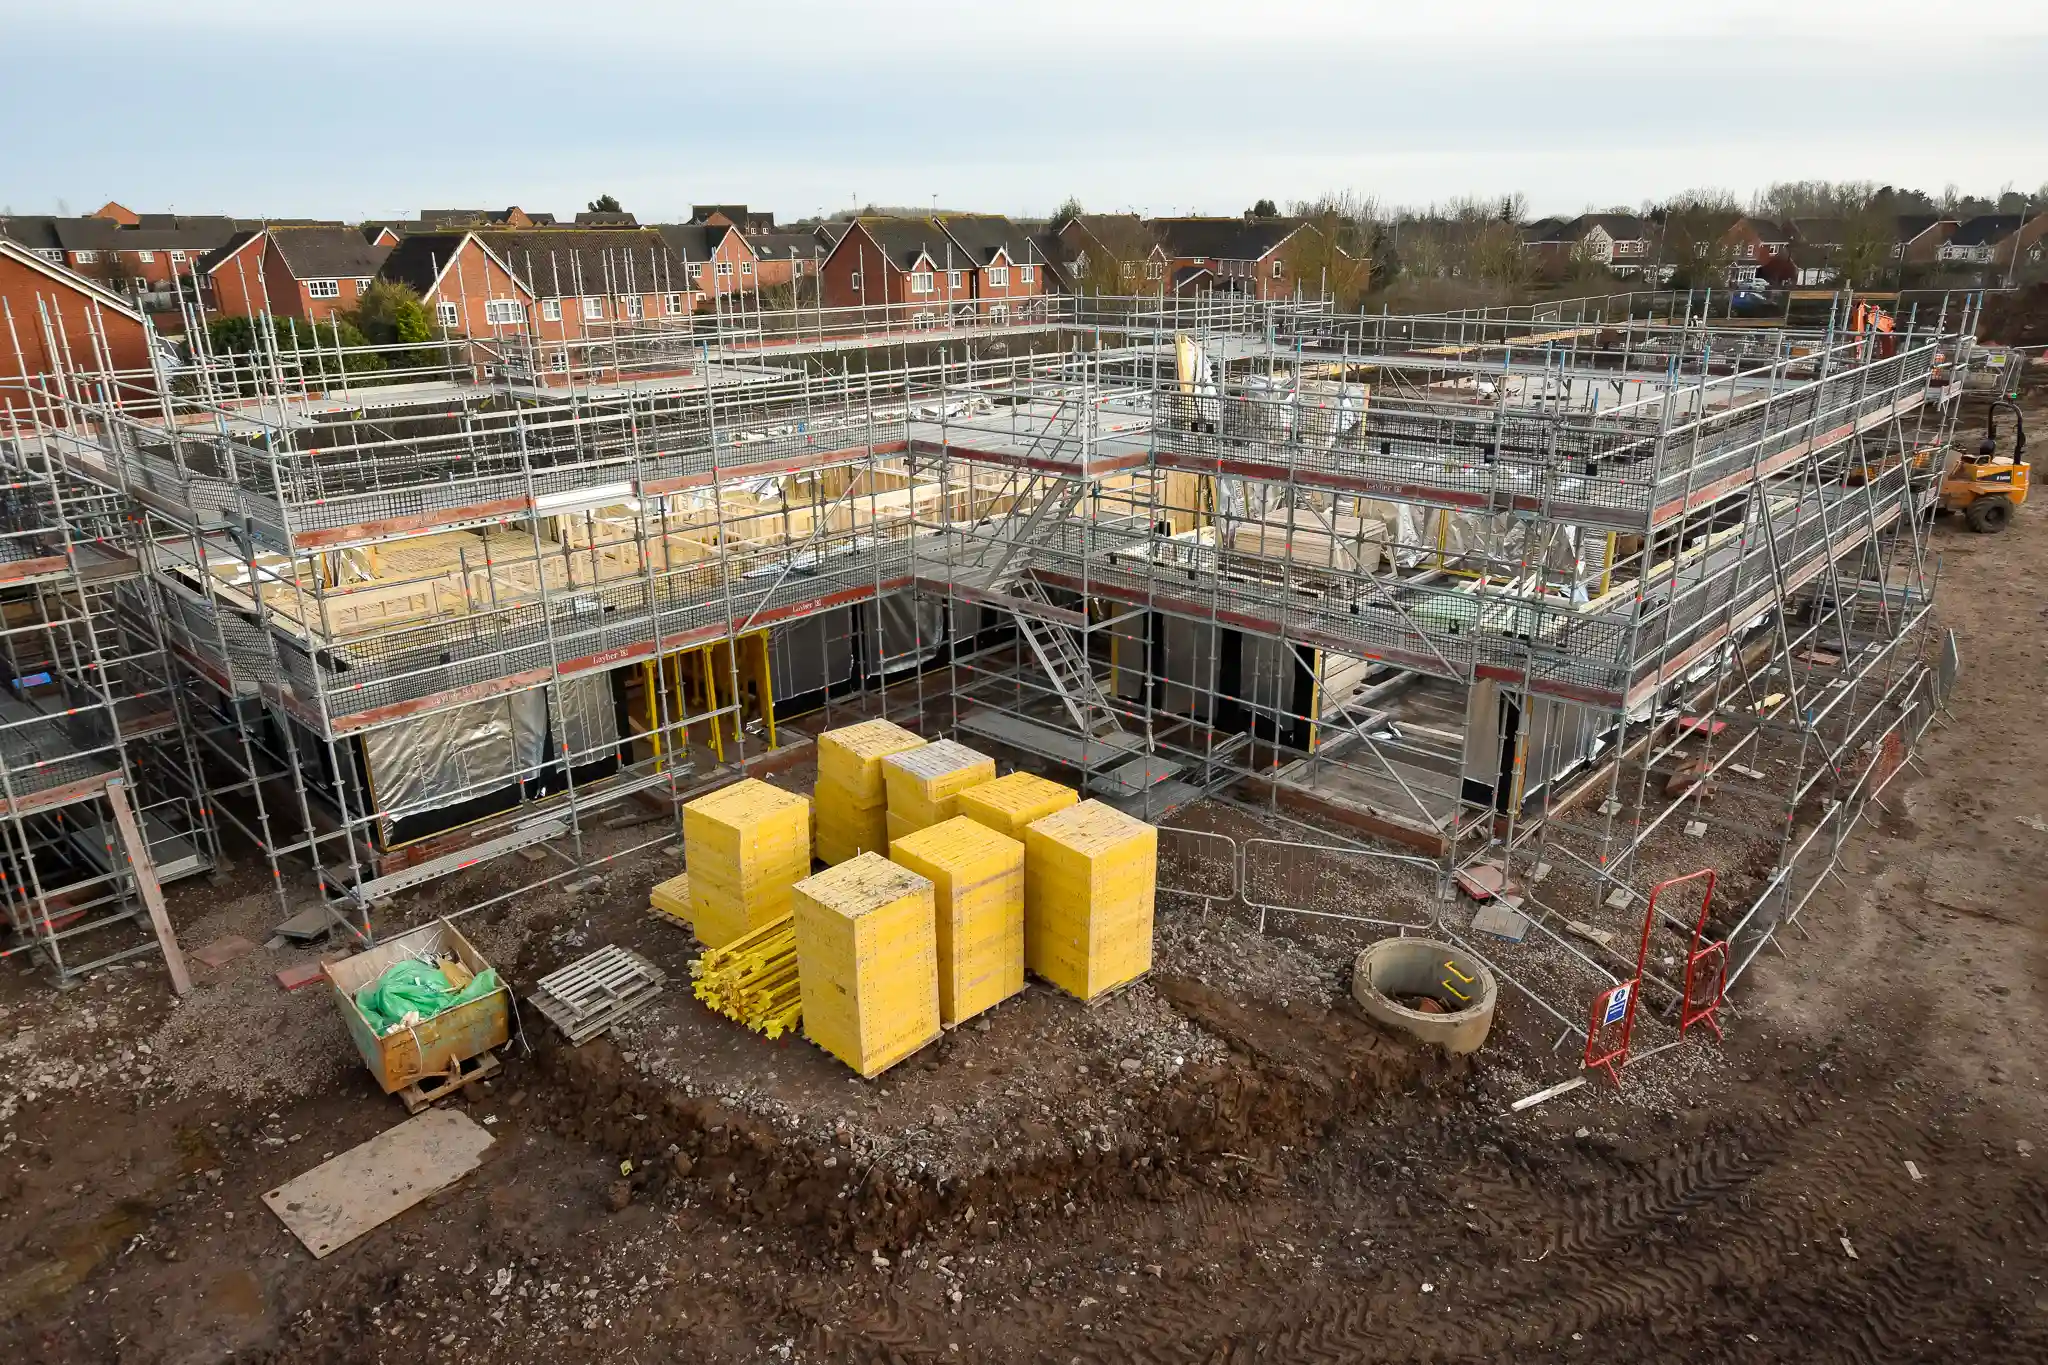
(2, 389, 2045, 1363)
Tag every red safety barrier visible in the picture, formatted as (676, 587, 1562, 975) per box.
(1583, 979, 1638, 1087)
(1682, 938, 1729, 1039)
(1671, 868, 1726, 1039)
(1582, 868, 1718, 1086)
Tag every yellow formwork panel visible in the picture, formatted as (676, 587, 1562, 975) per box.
(650, 871, 692, 929)
(1023, 799, 1158, 1002)
(815, 783, 890, 866)
(683, 779, 813, 949)
(793, 852, 941, 1078)
(889, 816, 1025, 1026)
(883, 739, 996, 835)
(956, 771, 1079, 842)
(816, 720, 926, 806)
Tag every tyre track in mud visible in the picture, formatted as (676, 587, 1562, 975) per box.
(1060, 1069, 2048, 1365)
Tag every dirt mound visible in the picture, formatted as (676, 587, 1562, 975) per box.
(1977, 283, 2048, 347)
(522, 975, 1451, 1254)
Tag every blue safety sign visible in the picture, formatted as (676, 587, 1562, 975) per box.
(1602, 983, 1632, 1026)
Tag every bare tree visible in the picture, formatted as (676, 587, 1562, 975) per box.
(1073, 217, 1163, 295)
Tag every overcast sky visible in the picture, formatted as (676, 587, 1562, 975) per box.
(4, 0, 2042, 223)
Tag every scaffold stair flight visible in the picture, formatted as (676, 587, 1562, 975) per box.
(1010, 576, 1129, 742)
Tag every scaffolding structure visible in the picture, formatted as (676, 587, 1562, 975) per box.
(0, 336, 217, 984)
(0, 270, 1980, 1048)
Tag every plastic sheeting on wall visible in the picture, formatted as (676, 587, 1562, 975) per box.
(861, 593, 946, 678)
(555, 672, 620, 766)
(365, 673, 620, 831)
(365, 694, 531, 827)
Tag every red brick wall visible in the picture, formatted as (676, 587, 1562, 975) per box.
(432, 238, 537, 339)
(209, 236, 378, 324)
(821, 226, 894, 311)
(205, 236, 276, 320)
(973, 251, 1046, 312)
(0, 252, 153, 389)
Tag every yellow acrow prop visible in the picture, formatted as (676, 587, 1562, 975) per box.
(691, 915, 803, 1039)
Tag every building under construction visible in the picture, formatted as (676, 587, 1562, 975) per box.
(0, 277, 1976, 1043)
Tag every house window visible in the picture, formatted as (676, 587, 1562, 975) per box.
(912, 312, 936, 329)
(691, 262, 707, 280)
(541, 298, 562, 322)
(793, 260, 807, 275)
(910, 270, 934, 294)
(1120, 262, 1136, 279)
(849, 271, 862, 290)
(73, 251, 100, 264)
(740, 261, 753, 276)
(1271, 260, 1284, 278)
(947, 270, 962, 289)
(132, 277, 150, 293)
(986, 266, 1009, 287)
(135, 250, 155, 263)
(989, 303, 1010, 325)
(665, 293, 685, 316)
(714, 261, 733, 278)
(38, 248, 62, 264)
(1020, 265, 1034, 284)
(484, 299, 524, 325)
(622, 295, 643, 320)
(1146, 261, 1164, 280)
(582, 296, 603, 320)
(356, 277, 373, 293)
(169, 250, 187, 265)
(550, 350, 568, 373)
(306, 279, 340, 298)
(437, 301, 459, 326)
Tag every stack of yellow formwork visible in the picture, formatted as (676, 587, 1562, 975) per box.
(888, 816, 1024, 1027)
(792, 852, 941, 1077)
(882, 739, 996, 843)
(692, 916, 802, 1038)
(649, 871, 692, 929)
(956, 771, 1078, 842)
(814, 720, 926, 866)
(683, 779, 812, 949)
(1023, 799, 1159, 1002)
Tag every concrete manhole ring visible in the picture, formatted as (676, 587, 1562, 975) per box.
(1351, 937, 1498, 1054)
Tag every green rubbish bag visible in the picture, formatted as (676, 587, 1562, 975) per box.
(354, 958, 501, 1036)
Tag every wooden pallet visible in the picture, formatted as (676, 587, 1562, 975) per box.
(395, 1049, 501, 1116)
(1082, 969, 1152, 1009)
(530, 945, 667, 1044)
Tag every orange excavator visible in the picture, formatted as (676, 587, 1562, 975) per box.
(1849, 298, 1897, 357)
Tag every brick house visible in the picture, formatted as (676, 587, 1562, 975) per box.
(0, 212, 241, 313)
(655, 222, 757, 305)
(742, 232, 825, 291)
(819, 215, 1049, 323)
(1722, 217, 1793, 283)
(472, 228, 693, 339)
(0, 236, 157, 388)
(693, 205, 778, 233)
(1522, 213, 1654, 276)
(377, 233, 533, 329)
(203, 226, 393, 323)
(1940, 213, 2048, 271)
(1146, 217, 1314, 296)
(1893, 215, 1958, 264)
(931, 215, 1050, 319)
(376, 229, 692, 380)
